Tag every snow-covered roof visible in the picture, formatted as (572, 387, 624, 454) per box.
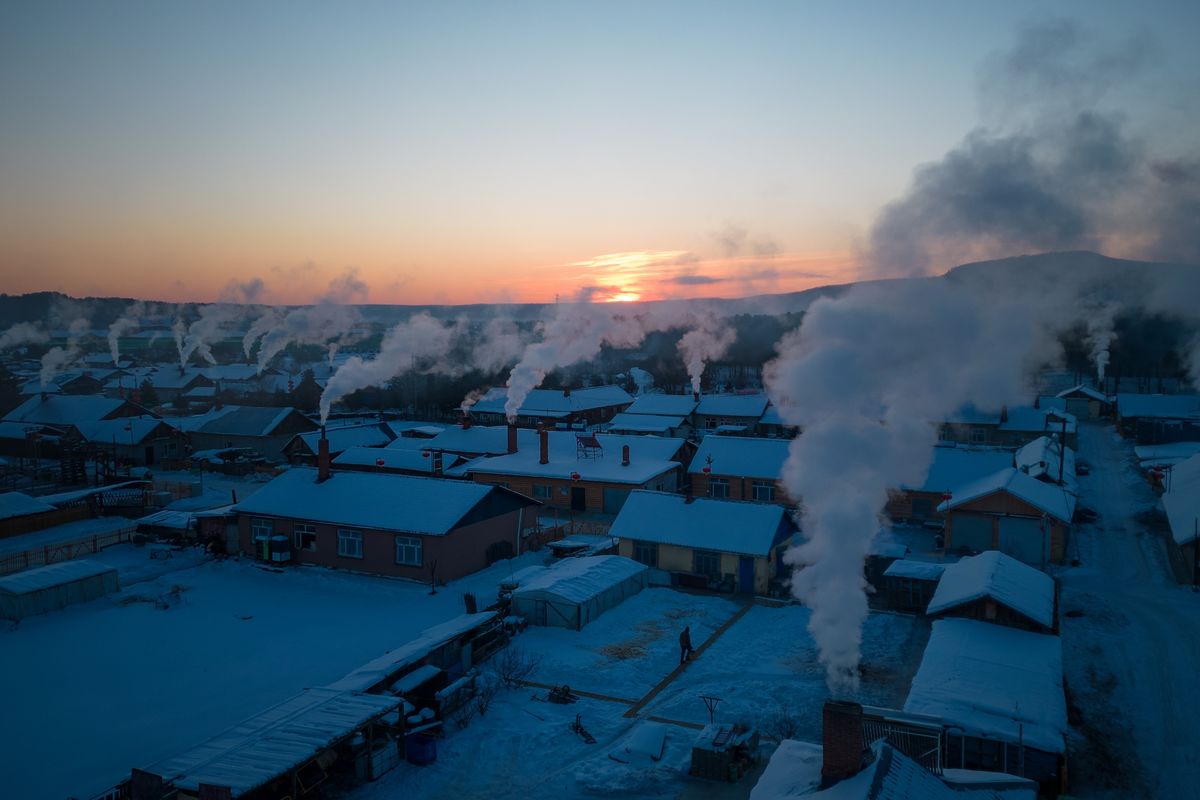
(609, 490, 792, 557)
(470, 385, 634, 416)
(289, 424, 393, 454)
(146, 687, 401, 795)
(469, 432, 683, 485)
(0, 559, 116, 595)
(38, 480, 146, 506)
(232, 468, 517, 535)
(904, 446, 1013, 494)
(999, 406, 1076, 434)
(136, 509, 195, 531)
(1013, 436, 1077, 492)
(200, 364, 276, 381)
(696, 393, 770, 418)
(328, 612, 498, 692)
(1055, 384, 1110, 403)
(388, 425, 540, 456)
(1117, 393, 1200, 420)
(937, 468, 1076, 523)
(904, 618, 1066, 754)
(1163, 453, 1200, 545)
(0, 491, 56, 521)
(74, 417, 176, 445)
(883, 560, 946, 581)
(692, 435, 791, 480)
(332, 446, 464, 474)
(1134, 442, 1200, 464)
(5, 394, 135, 424)
(192, 406, 313, 437)
(758, 405, 792, 427)
(511, 555, 646, 603)
(624, 393, 699, 417)
(926, 551, 1055, 629)
(607, 412, 687, 433)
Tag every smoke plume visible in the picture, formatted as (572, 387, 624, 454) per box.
(677, 311, 737, 395)
(252, 269, 367, 374)
(39, 318, 90, 388)
(0, 322, 49, 350)
(107, 302, 144, 365)
(629, 367, 654, 395)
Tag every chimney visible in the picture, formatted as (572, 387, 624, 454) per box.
(999, 404, 1008, 424)
(821, 700, 865, 785)
(563, 386, 571, 398)
(692, 390, 700, 403)
(317, 427, 331, 482)
(507, 423, 518, 455)
(621, 444, 630, 466)
(539, 427, 549, 465)
(460, 413, 472, 430)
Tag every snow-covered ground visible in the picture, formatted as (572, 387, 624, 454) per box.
(0, 548, 545, 800)
(1058, 423, 1200, 798)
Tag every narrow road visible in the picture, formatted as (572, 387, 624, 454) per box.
(1060, 423, 1200, 799)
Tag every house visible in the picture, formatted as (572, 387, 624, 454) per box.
(468, 385, 633, 428)
(19, 371, 105, 396)
(333, 446, 467, 477)
(693, 393, 770, 436)
(755, 405, 799, 439)
(283, 422, 395, 464)
(469, 426, 687, 515)
(1012, 435, 1076, 493)
(74, 417, 186, 467)
(689, 435, 792, 505)
(925, 551, 1056, 633)
(878, 560, 945, 613)
(1055, 384, 1112, 419)
(0, 491, 88, 538)
(904, 618, 1067, 792)
(509, 555, 648, 630)
(938, 405, 1077, 450)
(181, 405, 318, 461)
(232, 464, 539, 582)
(606, 411, 693, 438)
(5, 394, 156, 426)
(387, 422, 539, 459)
(937, 468, 1074, 567)
(1116, 393, 1200, 445)
(0, 559, 120, 621)
(1162, 452, 1200, 578)
(886, 445, 1013, 523)
(610, 490, 798, 594)
(622, 393, 699, 419)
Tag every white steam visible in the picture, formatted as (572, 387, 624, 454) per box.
(629, 367, 655, 395)
(677, 312, 737, 395)
(0, 322, 49, 350)
(248, 269, 367, 373)
(107, 302, 144, 365)
(1083, 302, 1120, 384)
(39, 318, 90, 388)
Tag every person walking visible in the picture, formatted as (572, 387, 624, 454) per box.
(679, 625, 695, 664)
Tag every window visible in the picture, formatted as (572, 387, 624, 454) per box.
(751, 481, 775, 502)
(337, 528, 363, 559)
(294, 523, 317, 552)
(708, 478, 730, 499)
(970, 428, 987, 444)
(251, 518, 273, 540)
(395, 535, 422, 566)
(694, 549, 721, 579)
(532, 484, 552, 499)
(633, 540, 658, 567)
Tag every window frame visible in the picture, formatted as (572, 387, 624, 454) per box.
(532, 484, 552, 500)
(337, 528, 364, 559)
(708, 477, 730, 499)
(751, 480, 775, 502)
(632, 540, 658, 568)
(395, 535, 422, 567)
(251, 517, 274, 540)
(294, 522, 317, 552)
(693, 548, 721, 579)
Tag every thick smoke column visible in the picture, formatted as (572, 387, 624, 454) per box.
(172, 318, 187, 364)
(107, 302, 144, 365)
(1083, 301, 1120, 384)
(677, 312, 736, 395)
(459, 387, 490, 414)
(252, 269, 367, 374)
(0, 322, 49, 350)
(766, 280, 1040, 691)
(629, 367, 654, 395)
(40, 318, 90, 388)
(242, 308, 282, 360)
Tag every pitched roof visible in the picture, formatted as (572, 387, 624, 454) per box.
(468, 432, 683, 485)
(1013, 436, 1077, 492)
(905, 446, 1013, 493)
(1163, 453, 1200, 545)
(332, 446, 465, 474)
(998, 406, 1076, 434)
(232, 467, 516, 535)
(904, 619, 1066, 754)
(882, 560, 946, 581)
(926, 551, 1055, 628)
(937, 468, 1076, 523)
(624, 393, 699, 417)
(1055, 384, 1110, 402)
(0, 492, 56, 521)
(692, 435, 791, 480)
(470, 385, 633, 416)
(74, 417, 177, 445)
(0, 559, 117, 595)
(388, 425, 539, 456)
(1116, 393, 1200, 420)
(511, 555, 646, 603)
(288, 424, 393, 454)
(609, 490, 792, 556)
(5, 394, 135, 425)
(696, 393, 770, 418)
(193, 406, 314, 437)
(607, 412, 687, 433)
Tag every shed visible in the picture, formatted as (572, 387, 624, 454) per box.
(926, 551, 1056, 632)
(0, 559, 119, 620)
(511, 555, 648, 630)
(879, 560, 945, 613)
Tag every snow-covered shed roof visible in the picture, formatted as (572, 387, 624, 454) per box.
(0, 559, 116, 595)
(469, 432, 683, 485)
(145, 687, 401, 796)
(926, 551, 1055, 629)
(0, 492, 56, 521)
(193, 406, 314, 437)
(74, 417, 176, 445)
(998, 406, 1076, 435)
(332, 446, 465, 474)
(882, 560, 946, 581)
(1163, 453, 1200, 545)
(5, 394, 137, 425)
(1055, 384, 1110, 403)
(136, 509, 195, 531)
(233, 468, 528, 536)
(1117, 393, 1200, 420)
(511, 555, 646, 604)
(624, 393, 699, 417)
(696, 393, 770, 418)
(38, 480, 145, 506)
(757, 405, 792, 428)
(609, 490, 792, 557)
(904, 445, 1013, 494)
(904, 618, 1066, 754)
(288, 423, 393, 454)
(607, 412, 687, 434)
(328, 612, 498, 692)
(470, 385, 633, 416)
(937, 468, 1076, 523)
(1013, 436, 1077, 492)
(692, 435, 791, 480)
(1135, 442, 1200, 467)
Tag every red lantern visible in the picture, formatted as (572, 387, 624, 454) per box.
(570, 471, 581, 482)
(375, 458, 385, 467)
(421, 450, 431, 458)
(702, 465, 711, 474)
(941, 491, 953, 503)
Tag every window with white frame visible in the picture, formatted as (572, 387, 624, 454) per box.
(751, 481, 775, 502)
(708, 478, 730, 499)
(251, 518, 273, 540)
(532, 484, 551, 499)
(693, 549, 721, 579)
(395, 535, 422, 567)
(632, 540, 658, 567)
(294, 523, 317, 551)
(337, 528, 363, 559)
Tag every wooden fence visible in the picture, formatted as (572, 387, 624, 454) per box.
(0, 525, 136, 576)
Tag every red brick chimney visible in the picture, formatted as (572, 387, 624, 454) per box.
(317, 427, 331, 482)
(621, 444, 630, 466)
(539, 427, 549, 465)
(692, 390, 700, 403)
(461, 412, 472, 430)
(821, 700, 865, 785)
(507, 423, 518, 455)
(563, 386, 571, 398)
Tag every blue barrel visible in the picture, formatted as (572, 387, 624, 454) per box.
(405, 732, 437, 765)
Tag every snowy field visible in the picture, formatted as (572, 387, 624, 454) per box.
(0, 546, 546, 800)
(351, 591, 929, 800)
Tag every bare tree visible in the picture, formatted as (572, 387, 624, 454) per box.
(490, 646, 544, 690)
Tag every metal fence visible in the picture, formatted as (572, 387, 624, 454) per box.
(0, 526, 136, 576)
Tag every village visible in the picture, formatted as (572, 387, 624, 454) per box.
(1, 320, 1199, 800)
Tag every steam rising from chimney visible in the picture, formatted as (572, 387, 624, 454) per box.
(249, 268, 368, 374)
(1083, 301, 1120, 384)
(678, 311, 736, 395)
(107, 301, 144, 365)
(0, 322, 49, 351)
(40, 318, 89, 388)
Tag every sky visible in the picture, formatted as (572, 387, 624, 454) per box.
(1, 1, 1197, 306)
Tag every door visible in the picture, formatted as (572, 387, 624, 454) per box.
(951, 514, 992, 554)
(998, 517, 1046, 566)
(738, 556, 755, 594)
(570, 487, 587, 512)
(144, 446, 155, 465)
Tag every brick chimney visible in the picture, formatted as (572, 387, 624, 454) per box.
(821, 700, 865, 785)
(563, 386, 571, 398)
(621, 444, 630, 466)
(692, 390, 700, 403)
(539, 427, 549, 465)
(507, 423, 518, 455)
(317, 427, 331, 482)
(461, 412, 472, 430)
(1000, 404, 1008, 424)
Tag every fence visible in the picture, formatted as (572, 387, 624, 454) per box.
(0, 525, 136, 576)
